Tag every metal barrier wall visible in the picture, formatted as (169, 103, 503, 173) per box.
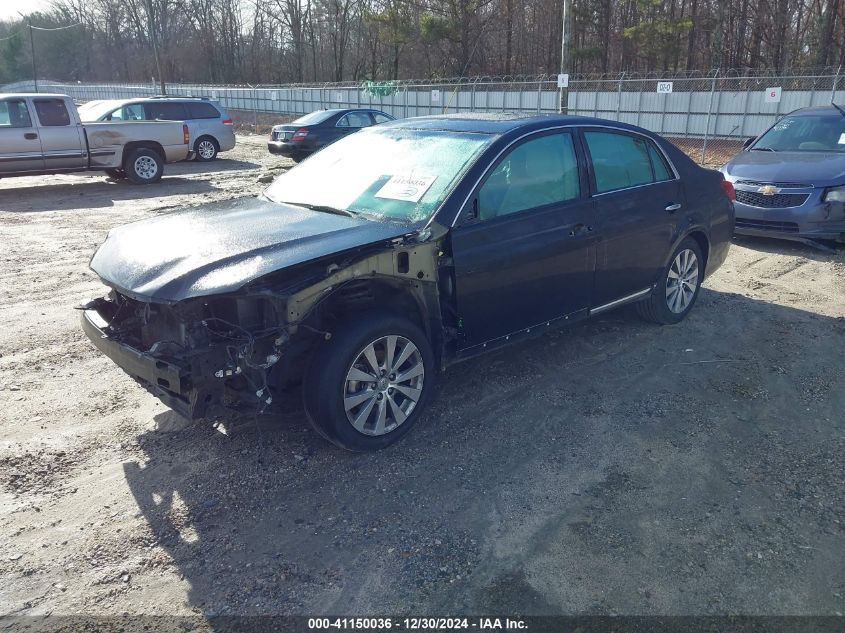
(4, 69, 843, 166)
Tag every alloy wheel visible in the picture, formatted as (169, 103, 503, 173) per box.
(343, 335, 425, 436)
(666, 248, 699, 313)
(198, 140, 216, 159)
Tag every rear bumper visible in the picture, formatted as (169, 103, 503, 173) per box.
(267, 141, 308, 158)
(734, 200, 845, 241)
(81, 308, 213, 419)
(217, 128, 237, 152)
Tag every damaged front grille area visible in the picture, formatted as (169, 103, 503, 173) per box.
(81, 290, 291, 419)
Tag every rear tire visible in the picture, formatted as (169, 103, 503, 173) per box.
(636, 237, 704, 324)
(193, 136, 219, 161)
(302, 312, 435, 451)
(124, 148, 163, 184)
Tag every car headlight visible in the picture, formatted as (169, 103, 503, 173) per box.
(823, 186, 845, 202)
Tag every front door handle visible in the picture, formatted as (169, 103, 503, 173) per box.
(569, 223, 594, 237)
(665, 202, 682, 212)
(24, 132, 38, 140)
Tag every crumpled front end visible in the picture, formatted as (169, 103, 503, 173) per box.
(79, 290, 290, 419)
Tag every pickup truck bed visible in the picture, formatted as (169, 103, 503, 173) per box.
(0, 93, 190, 184)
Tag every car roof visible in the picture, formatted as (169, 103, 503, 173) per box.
(1, 93, 69, 99)
(385, 112, 653, 135)
(311, 108, 390, 115)
(787, 105, 845, 116)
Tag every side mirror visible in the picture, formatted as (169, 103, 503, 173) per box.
(743, 136, 756, 150)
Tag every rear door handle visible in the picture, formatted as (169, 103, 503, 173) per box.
(24, 132, 38, 140)
(665, 203, 682, 212)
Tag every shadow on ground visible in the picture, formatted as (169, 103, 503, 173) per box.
(733, 235, 844, 259)
(123, 289, 845, 619)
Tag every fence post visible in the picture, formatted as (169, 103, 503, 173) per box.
(615, 72, 624, 121)
(701, 70, 719, 164)
(537, 80, 542, 113)
(831, 65, 842, 103)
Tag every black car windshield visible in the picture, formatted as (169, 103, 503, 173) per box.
(290, 110, 338, 125)
(264, 128, 495, 222)
(753, 114, 845, 152)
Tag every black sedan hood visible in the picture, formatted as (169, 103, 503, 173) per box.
(90, 197, 416, 303)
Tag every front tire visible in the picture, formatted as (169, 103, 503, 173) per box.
(124, 148, 163, 184)
(194, 136, 219, 161)
(636, 237, 704, 324)
(303, 313, 435, 451)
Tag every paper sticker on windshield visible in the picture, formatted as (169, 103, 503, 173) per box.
(839, 133, 845, 145)
(375, 174, 436, 202)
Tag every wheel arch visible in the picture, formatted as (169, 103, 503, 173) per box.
(121, 141, 166, 165)
(195, 134, 219, 150)
(686, 229, 711, 273)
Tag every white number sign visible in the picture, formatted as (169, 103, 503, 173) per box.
(764, 87, 782, 103)
(557, 73, 569, 88)
(431, 89, 441, 103)
(657, 81, 673, 94)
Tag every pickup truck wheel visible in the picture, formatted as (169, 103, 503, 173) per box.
(124, 148, 163, 184)
(194, 136, 218, 161)
(636, 237, 704, 324)
(303, 313, 435, 451)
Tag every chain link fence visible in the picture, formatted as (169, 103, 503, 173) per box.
(4, 68, 844, 167)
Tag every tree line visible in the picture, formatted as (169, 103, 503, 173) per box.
(0, 0, 843, 87)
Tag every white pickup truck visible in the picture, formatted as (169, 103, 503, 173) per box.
(0, 93, 191, 184)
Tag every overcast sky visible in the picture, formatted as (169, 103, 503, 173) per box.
(0, 0, 52, 21)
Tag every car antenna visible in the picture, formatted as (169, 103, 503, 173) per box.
(832, 101, 845, 118)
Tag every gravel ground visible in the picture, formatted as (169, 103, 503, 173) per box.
(0, 135, 843, 618)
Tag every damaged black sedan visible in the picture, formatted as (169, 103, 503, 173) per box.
(80, 113, 734, 451)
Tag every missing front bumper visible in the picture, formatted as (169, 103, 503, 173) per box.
(80, 308, 215, 419)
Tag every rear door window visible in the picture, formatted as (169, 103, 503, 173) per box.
(337, 112, 372, 128)
(110, 103, 145, 121)
(584, 130, 669, 193)
(372, 113, 393, 124)
(144, 102, 189, 121)
(186, 102, 220, 119)
(648, 143, 673, 181)
(0, 99, 33, 127)
(33, 99, 71, 126)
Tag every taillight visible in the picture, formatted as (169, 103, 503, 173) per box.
(182, 124, 190, 145)
(291, 128, 309, 142)
(720, 180, 736, 201)
(222, 118, 233, 125)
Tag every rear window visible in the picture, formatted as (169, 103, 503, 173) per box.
(144, 102, 188, 121)
(34, 99, 71, 126)
(291, 110, 336, 125)
(186, 102, 220, 119)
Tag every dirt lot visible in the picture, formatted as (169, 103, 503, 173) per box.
(0, 134, 843, 620)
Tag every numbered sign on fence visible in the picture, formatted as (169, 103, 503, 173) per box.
(557, 73, 569, 88)
(657, 81, 673, 94)
(270, 91, 278, 101)
(431, 89, 441, 102)
(334, 92, 343, 102)
(764, 87, 782, 103)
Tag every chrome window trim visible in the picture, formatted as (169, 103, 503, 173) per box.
(449, 123, 681, 228)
